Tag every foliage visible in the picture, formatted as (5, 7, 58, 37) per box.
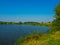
(15, 31, 42, 45)
(0, 21, 23, 24)
(48, 4, 60, 33)
(18, 22, 23, 24)
(0, 21, 51, 26)
(24, 22, 52, 26)
(55, 4, 60, 19)
(15, 30, 60, 45)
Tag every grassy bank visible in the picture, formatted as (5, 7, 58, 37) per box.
(15, 31, 60, 45)
(15, 30, 60, 45)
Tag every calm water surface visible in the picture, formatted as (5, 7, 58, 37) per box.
(0, 25, 50, 45)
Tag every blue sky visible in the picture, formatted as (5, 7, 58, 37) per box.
(0, 0, 60, 22)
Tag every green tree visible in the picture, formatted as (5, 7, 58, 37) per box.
(49, 4, 60, 33)
(18, 22, 23, 24)
(55, 4, 60, 19)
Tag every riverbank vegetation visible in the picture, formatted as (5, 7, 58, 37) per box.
(0, 21, 52, 26)
(15, 30, 60, 45)
(24, 22, 52, 26)
(15, 4, 60, 45)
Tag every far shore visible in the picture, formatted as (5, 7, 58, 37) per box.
(0, 21, 52, 26)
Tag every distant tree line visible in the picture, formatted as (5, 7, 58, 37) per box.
(0, 21, 23, 24)
(24, 22, 52, 26)
(0, 21, 52, 26)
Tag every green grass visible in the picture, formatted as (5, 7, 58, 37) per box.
(15, 31, 60, 45)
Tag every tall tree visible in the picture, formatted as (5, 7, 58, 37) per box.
(55, 4, 60, 19)
(49, 4, 60, 33)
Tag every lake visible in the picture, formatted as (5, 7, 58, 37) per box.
(0, 25, 50, 45)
